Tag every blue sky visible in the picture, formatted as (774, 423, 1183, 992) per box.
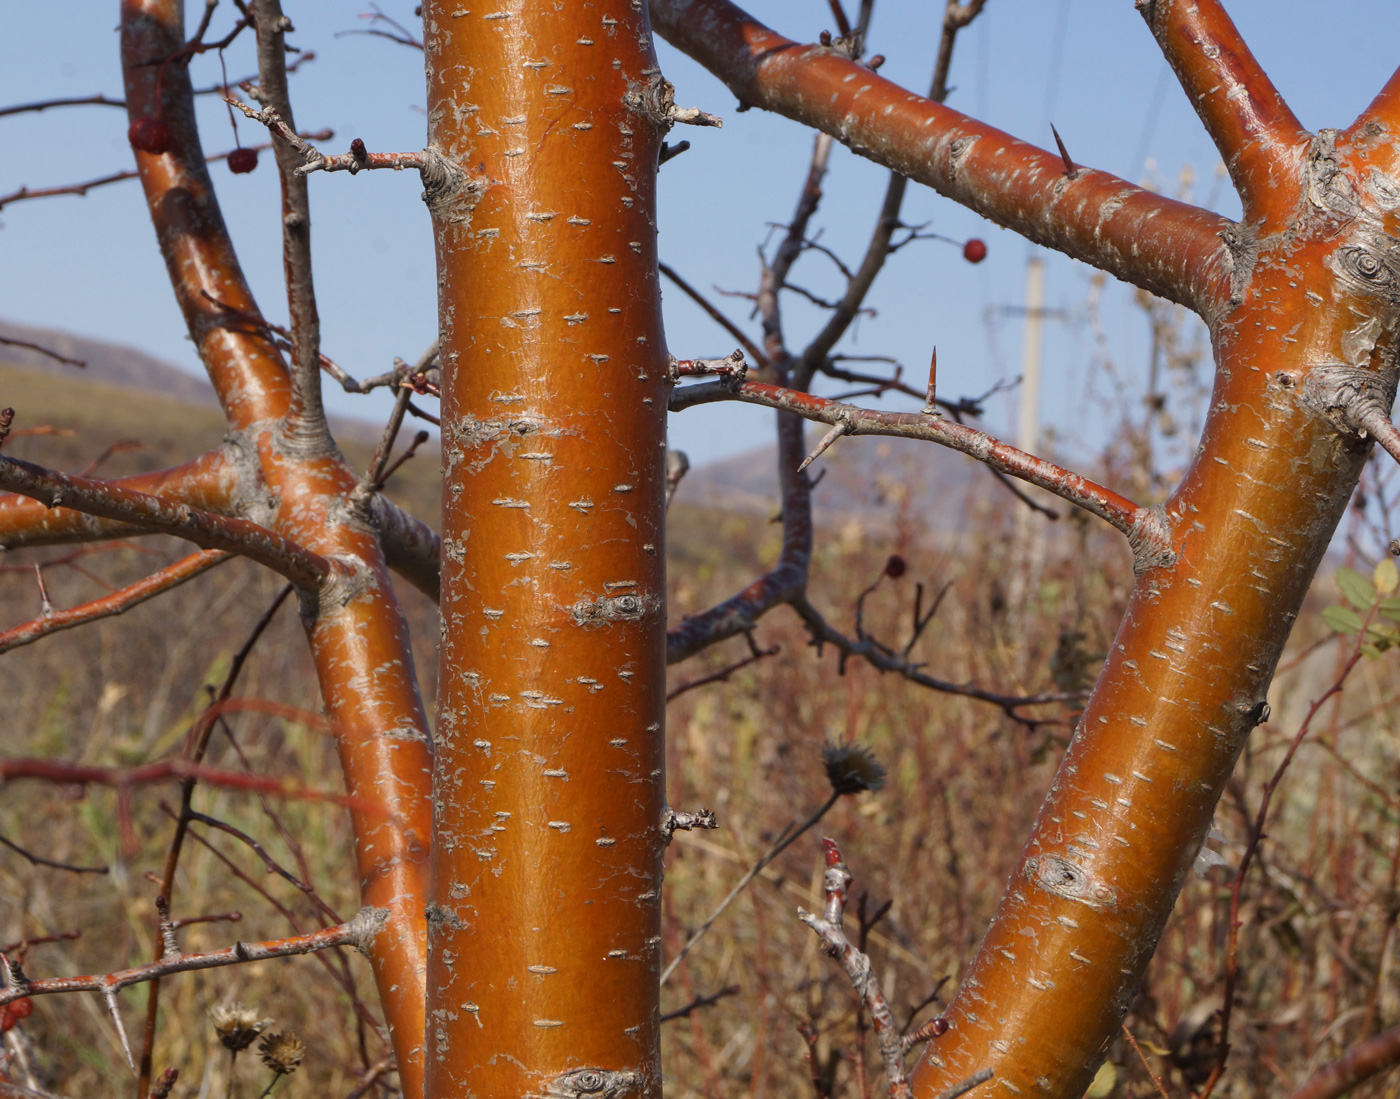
(2, 2, 1398, 467)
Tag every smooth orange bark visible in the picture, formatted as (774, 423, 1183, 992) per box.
(423, 1, 669, 1093)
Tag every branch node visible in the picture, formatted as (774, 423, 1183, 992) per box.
(661, 806, 719, 844)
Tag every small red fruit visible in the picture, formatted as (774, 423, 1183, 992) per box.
(962, 237, 988, 264)
(128, 117, 174, 155)
(0, 997, 33, 1032)
(227, 147, 259, 174)
(884, 554, 908, 579)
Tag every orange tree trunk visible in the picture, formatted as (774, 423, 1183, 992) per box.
(422, 2, 670, 1094)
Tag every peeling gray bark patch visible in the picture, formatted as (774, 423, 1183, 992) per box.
(541, 1068, 645, 1099)
(425, 902, 467, 932)
(1025, 854, 1117, 911)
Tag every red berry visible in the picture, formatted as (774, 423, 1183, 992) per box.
(962, 238, 988, 264)
(128, 117, 174, 155)
(0, 997, 32, 1032)
(884, 554, 907, 579)
(227, 147, 259, 174)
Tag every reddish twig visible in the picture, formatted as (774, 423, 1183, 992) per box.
(798, 838, 916, 1099)
(1200, 621, 1373, 1098)
(1285, 1021, 1400, 1099)
(0, 910, 381, 1008)
(0, 549, 229, 655)
(0, 337, 85, 368)
(227, 98, 426, 175)
(0, 757, 376, 815)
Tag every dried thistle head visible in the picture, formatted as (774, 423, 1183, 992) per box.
(208, 1002, 272, 1053)
(822, 742, 887, 795)
(258, 1030, 305, 1076)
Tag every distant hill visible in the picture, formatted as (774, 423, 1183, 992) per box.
(0, 316, 399, 452)
(0, 317, 217, 409)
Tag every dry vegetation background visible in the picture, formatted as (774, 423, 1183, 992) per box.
(2, 344, 1400, 1099)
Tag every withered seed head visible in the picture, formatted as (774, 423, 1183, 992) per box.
(822, 742, 887, 795)
(209, 1002, 272, 1053)
(258, 1030, 305, 1076)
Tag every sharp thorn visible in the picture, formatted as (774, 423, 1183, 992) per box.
(103, 987, 136, 1073)
(1050, 124, 1078, 179)
(798, 421, 850, 472)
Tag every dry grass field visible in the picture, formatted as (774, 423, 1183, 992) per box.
(1, 361, 1399, 1098)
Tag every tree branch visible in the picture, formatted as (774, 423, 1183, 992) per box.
(649, 0, 1232, 316)
(0, 549, 230, 655)
(798, 838, 916, 1099)
(0, 456, 329, 588)
(1140, 0, 1305, 222)
(1284, 1021, 1400, 1099)
(250, 0, 330, 448)
(667, 408, 812, 662)
(672, 379, 1149, 540)
(0, 449, 235, 551)
(0, 910, 382, 1007)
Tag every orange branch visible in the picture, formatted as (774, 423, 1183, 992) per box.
(650, 0, 1232, 315)
(0, 549, 229, 655)
(0, 454, 329, 588)
(0, 448, 235, 551)
(1142, 0, 1305, 223)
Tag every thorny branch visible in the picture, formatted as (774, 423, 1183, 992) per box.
(0, 549, 230, 656)
(673, 378, 1149, 540)
(0, 911, 379, 1008)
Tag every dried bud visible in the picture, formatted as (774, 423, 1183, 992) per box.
(884, 554, 907, 579)
(227, 146, 259, 174)
(822, 743, 887, 795)
(819, 29, 832, 46)
(258, 1030, 305, 1076)
(351, 137, 369, 162)
(149, 1066, 179, 1099)
(209, 1002, 272, 1053)
(962, 238, 988, 264)
(868, 54, 886, 70)
(128, 117, 174, 155)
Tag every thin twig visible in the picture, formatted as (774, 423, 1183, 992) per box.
(0, 834, 108, 875)
(661, 984, 742, 1023)
(661, 791, 840, 985)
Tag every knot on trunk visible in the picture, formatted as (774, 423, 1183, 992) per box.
(419, 146, 481, 224)
(1300, 364, 1398, 438)
(541, 1068, 646, 1099)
